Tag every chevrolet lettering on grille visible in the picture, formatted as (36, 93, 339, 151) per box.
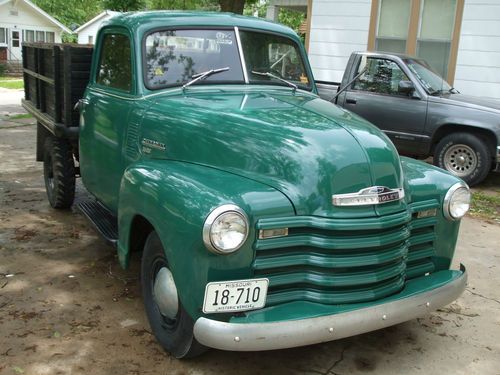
(332, 186, 405, 206)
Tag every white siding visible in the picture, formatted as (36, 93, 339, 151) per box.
(77, 14, 116, 44)
(454, 0, 500, 100)
(308, 0, 371, 82)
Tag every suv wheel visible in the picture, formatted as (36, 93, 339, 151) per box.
(141, 231, 207, 359)
(43, 137, 75, 208)
(434, 133, 491, 186)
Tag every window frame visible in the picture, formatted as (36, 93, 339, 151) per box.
(367, 0, 464, 85)
(93, 27, 136, 95)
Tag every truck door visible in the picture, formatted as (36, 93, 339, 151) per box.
(79, 30, 135, 212)
(339, 57, 428, 156)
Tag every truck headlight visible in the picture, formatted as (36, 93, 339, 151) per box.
(443, 182, 471, 220)
(203, 204, 249, 254)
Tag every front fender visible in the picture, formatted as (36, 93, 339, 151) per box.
(117, 160, 294, 320)
(402, 157, 465, 270)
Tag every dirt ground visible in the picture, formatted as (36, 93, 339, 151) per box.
(1, 89, 499, 375)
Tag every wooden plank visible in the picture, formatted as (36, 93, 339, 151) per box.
(23, 68, 55, 85)
(63, 47, 73, 127)
(53, 46, 62, 123)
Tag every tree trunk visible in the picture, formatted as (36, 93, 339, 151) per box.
(219, 0, 245, 14)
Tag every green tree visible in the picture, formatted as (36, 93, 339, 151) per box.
(102, 0, 146, 11)
(33, 0, 102, 27)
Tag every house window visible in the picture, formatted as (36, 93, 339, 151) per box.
(88, 35, 93, 44)
(375, 0, 411, 53)
(36, 31, 45, 42)
(25, 30, 35, 42)
(46, 32, 55, 43)
(370, 0, 462, 83)
(417, 0, 457, 78)
(0, 28, 6, 44)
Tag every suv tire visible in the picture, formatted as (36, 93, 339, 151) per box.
(141, 230, 207, 359)
(43, 137, 75, 208)
(434, 132, 491, 186)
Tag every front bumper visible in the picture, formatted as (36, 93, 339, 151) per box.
(193, 265, 467, 351)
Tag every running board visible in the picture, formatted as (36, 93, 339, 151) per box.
(78, 200, 118, 247)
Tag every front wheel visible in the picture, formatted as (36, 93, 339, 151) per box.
(434, 133, 491, 186)
(141, 231, 206, 359)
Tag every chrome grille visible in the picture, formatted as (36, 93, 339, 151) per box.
(254, 200, 438, 306)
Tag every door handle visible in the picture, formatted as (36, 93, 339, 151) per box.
(74, 98, 89, 111)
(346, 98, 357, 104)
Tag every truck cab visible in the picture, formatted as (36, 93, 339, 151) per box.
(23, 12, 469, 358)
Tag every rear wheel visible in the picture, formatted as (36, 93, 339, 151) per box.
(43, 137, 75, 209)
(434, 133, 491, 186)
(141, 231, 206, 359)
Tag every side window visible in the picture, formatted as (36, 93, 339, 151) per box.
(96, 33, 132, 92)
(353, 58, 410, 96)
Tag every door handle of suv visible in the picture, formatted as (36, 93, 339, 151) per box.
(346, 98, 357, 104)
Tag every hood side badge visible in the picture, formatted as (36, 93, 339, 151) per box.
(332, 186, 405, 206)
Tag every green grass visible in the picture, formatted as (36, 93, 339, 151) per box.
(8, 113, 32, 120)
(0, 79, 24, 89)
(470, 191, 500, 222)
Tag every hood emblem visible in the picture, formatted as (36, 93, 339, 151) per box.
(332, 186, 405, 206)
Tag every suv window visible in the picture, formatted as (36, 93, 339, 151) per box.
(96, 33, 132, 92)
(353, 58, 409, 96)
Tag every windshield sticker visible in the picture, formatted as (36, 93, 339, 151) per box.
(216, 32, 233, 45)
(154, 67, 164, 76)
(300, 74, 309, 84)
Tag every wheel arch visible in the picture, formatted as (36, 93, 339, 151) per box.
(431, 124, 497, 160)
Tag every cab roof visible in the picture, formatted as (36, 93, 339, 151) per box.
(102, 11, 299, 40)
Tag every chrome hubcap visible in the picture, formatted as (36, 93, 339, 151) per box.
(443, 144, 477, 177)
(153, 267, 178, 319)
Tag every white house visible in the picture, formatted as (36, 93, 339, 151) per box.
(0, 0, 71, 62)
(268, 0, 500, 100)
(74, 10, 120, 45)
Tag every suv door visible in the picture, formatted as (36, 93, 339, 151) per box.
(340, 57, 428, 156)
(79, 30, 135, 211)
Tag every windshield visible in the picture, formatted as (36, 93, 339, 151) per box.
(144, 29, 244, 89)
(143, 28, 312, 91)
(405, 58, 452, 95)
(239, 30, 311, 90)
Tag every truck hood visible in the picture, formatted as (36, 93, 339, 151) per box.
(429, 93, 500, 114)
(141, 87, 405, 217)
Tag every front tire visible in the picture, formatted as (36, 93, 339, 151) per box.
(43, 137, 75, 209)
(434, 133, 491, 186)
(141, 231, 206, 359)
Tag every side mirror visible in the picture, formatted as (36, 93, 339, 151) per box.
(398, 80, 415, 95)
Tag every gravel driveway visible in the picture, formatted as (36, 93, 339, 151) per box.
(1, 90, 499, 375)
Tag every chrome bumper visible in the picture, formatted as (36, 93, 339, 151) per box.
(193, 265, 467, 351)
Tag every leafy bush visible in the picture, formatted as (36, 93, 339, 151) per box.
(0, 63, 6, 76)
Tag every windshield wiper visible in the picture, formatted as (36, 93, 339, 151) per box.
(251, 71, 298, 92)
(182, 67, 230, 90)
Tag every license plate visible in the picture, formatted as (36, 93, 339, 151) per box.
(202, 278, 269, 314)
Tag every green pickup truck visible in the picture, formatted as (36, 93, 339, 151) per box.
(22, 12, 469, 358)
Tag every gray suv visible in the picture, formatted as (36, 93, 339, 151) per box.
(317, 51, 500, 186)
